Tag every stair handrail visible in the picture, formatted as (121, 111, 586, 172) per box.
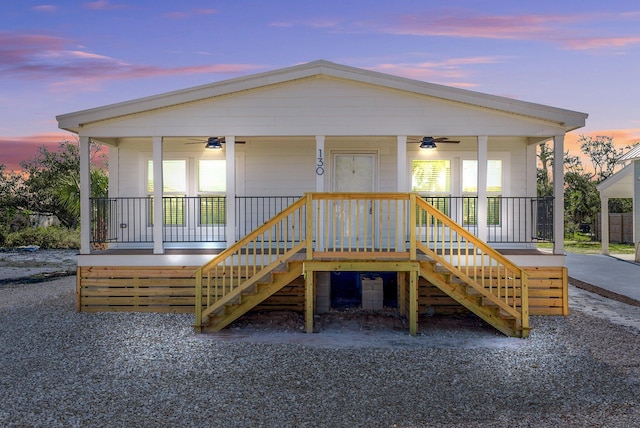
(414, 195, 529, 331)
(195, 196, 307, 328)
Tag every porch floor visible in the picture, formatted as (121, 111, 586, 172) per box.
(87, 248, 549, 257)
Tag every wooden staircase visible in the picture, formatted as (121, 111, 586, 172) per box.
(194, 193, 530, 338)
(418, 260, 528, 337)
(201, 260, 303, 331)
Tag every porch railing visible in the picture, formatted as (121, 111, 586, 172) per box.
(235, 196, 302, 240)
(90, 196, 226, 245)
(195, 193, 529, 334)
(418, 195, 554, 244)
(90, 195, 553, 246)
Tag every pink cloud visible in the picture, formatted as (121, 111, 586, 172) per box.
(367, 56, 506, 87)
(83, 1, 126, 10)
(32, 5, 57, 13)
(0, 132, 73, 171)
(561, 36, 640, 50)
(0, 31, 264, 86)
(387, 12, 571, 39)
(163, 9, 217, 19)
(366, 10, 640, 51)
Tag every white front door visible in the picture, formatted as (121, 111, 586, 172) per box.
(332, 153, 377, 249)
(333, 153, 376, 193)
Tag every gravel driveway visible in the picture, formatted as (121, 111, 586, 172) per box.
(1, 276, 639, 427)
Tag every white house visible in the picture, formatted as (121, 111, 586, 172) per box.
(57, 60, 587, 336)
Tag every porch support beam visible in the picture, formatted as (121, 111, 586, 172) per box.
(225, 135, 236, 246)
(397, 135, 407, 191)
(305, 268, 315, 333)
(601, 196, 609, 255)
(79, 136, 91, 254)
(409, 270, 418, 336)
(553, 135, 565, 255)
(477, 136, 488, 242)
(152, 137, 164, 254)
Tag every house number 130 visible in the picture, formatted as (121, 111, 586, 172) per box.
(316, 149, 325, 175)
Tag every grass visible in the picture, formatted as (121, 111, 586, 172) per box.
(537, 233, 636, 255)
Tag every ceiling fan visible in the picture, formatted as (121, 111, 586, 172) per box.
(185, 137, 246, 149)
(409, 136, 461, 149)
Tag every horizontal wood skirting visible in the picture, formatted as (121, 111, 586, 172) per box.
(77, 266, 304, 314)
(416, 266, 568, 316)
(78, 265, 567, 316)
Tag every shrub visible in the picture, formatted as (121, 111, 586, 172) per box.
(4, 226, 80, 249)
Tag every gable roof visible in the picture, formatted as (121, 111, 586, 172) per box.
(619, 144, 640, 162)
(57, 59, 587, 133)
(597, 162, 634, 198)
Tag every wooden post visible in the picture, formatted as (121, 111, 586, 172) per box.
(194, 268, 203, 332)
(561, 266, 569, 316)
(305, 268, 315, 333)
(75, 267, 82, 312)
(409, 193, 417, 260)
(520, 272, 529, 337)
(409, 270, 418, 335)
(398, 272, 406, 317)
(306, 193, 314, 259)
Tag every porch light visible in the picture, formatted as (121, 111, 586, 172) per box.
(420, 136, 437, 149)
(205, 137, 223, 150)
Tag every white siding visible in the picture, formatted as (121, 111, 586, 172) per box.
(80, 77, 568, 138)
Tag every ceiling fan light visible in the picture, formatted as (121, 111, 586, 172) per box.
(420, 137, 437, 149)
(205, 137, 223, 150)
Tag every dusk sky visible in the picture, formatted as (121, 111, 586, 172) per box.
(1, 0, 639, 171)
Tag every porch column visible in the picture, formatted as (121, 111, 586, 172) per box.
(601, 196, 609, 255)
(225, 135, 236, 246)
(634, 159, 640, 262)
(152, 137, 164, 254)
(553, 135, 565, 255)
(397, 135, 407, 191)
(526, 142, 538, 246)
(79, 136, 91, 254)
(315, 136, 325, 191)
(477, 136, 488, 242)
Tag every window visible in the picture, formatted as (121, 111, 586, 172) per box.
(198, 160, 226, 225)
(148, 160, 186, 225)
(412, 160, 451, 220)
(462, 160, 502, 225)
(412, 160, 450, 194)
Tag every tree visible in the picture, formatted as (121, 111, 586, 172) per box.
(537, 141, 554, 197)
(2, 139, 107, 229)
(578, 135, 629, 182)
(563, 156, 599, 232)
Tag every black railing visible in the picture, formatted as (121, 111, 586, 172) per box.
(235, 196, 302, 240)
(90, 196, 226, 244)
(419, 195, 554, 243)
(91, 197, 153, 244)
(532, 196, 554, 242)
(90, 195, 553, 246)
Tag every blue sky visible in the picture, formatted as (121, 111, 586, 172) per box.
(1, 0, 639, 170)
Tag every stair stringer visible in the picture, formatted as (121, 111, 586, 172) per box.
(204, 261, 304, 332)
(418, 261, 525, 338)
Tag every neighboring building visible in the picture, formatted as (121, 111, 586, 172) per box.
(597, 145, 640, 261)
(57, 60, 587, 337)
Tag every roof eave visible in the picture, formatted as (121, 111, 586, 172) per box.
(56, 59, 588, 132)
